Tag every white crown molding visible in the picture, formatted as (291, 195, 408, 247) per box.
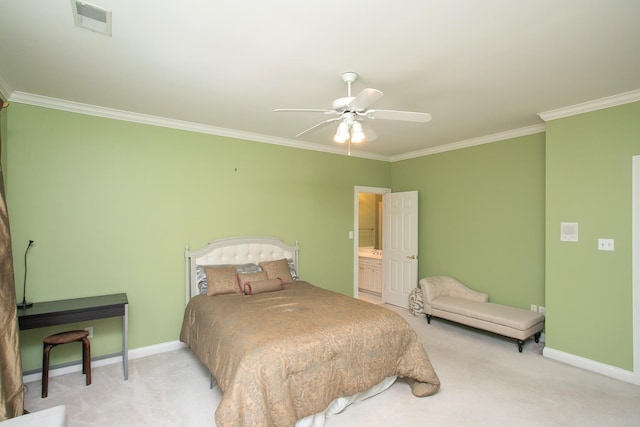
(0, 74, 12, 101)
(390, 123, 546, 162)
(10, 88, 637, 163)
(538, 89, 640, 122)
(8, 91, 543, 163)
(8, 91, 390, 161)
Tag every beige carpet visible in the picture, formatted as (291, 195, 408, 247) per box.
(23, 304, 640, 426)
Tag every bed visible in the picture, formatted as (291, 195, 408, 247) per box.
(179, 236, 440, 427)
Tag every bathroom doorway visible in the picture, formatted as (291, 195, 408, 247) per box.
(354, 186, 391, 304)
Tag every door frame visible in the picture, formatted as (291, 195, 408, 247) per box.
(353, 186, 391, 298)
(631, 156, 640, 385)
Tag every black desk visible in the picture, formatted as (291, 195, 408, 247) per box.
(18, 293, 129, 380)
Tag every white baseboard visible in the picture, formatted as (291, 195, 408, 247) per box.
(543, 346, 636, 385)
(23, 340, 186, 384)
(26, 340, 636, 386)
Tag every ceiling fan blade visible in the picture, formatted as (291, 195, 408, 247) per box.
(296, 117, 341, 138)
(274, 108, 336, 114)
(362, 122, 377, 142)
(347, 88, 383, 112)
(366, 109, 432, 122)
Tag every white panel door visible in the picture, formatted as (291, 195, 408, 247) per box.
(382, 191, 418, 307)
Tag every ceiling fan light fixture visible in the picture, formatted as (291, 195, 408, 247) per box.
(334, 121, 350, 143)
(351, 122, 365, 143)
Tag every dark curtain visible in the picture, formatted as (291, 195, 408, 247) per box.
(0, 101, 24, 420)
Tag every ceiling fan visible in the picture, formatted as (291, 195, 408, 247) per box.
(274, 72, 432, 151)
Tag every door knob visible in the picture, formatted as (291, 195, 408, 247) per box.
(407, 255, 416, 259)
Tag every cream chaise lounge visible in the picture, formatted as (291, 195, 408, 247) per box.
(419, 276, 544, 352)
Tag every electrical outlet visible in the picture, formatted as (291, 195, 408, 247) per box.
(530, 304, 537, 312)
(84, 326, 93, 339)
(538, 306, 546, 314)
(598, 238, 614, 251)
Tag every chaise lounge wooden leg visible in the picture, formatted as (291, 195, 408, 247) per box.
(517, 339, 524, 353)
(534, 332, 541, 343)
(426, 314, 432, 324)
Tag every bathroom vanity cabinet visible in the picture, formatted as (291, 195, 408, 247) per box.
(358, 256, 382, 294)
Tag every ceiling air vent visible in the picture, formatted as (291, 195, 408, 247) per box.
(71, 0, 112, 36)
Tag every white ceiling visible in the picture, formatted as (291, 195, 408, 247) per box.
(1, 1, 639, 160)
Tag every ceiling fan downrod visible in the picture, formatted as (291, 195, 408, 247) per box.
(341, 72, 358, 98)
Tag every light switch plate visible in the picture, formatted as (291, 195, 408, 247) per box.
(561, 222, 579, 242)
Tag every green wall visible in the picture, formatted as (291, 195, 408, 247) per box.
(5, 103, 390, 371)
(391, 133, 546, 308)
(6, 99, 639, 375)
(545, 101, 640, 370)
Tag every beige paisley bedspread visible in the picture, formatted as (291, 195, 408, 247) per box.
(180, 281, 439, 427)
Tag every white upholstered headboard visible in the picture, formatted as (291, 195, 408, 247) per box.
(184, 236, 299, 303)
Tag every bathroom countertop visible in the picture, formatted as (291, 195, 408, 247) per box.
(358, 249, 382, 260)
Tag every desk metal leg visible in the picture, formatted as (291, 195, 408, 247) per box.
(123, 303, 129, 380)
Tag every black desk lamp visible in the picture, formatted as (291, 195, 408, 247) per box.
(17, 240, 34, 309)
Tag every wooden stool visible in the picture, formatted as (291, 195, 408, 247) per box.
(42, 330, 91, 398)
